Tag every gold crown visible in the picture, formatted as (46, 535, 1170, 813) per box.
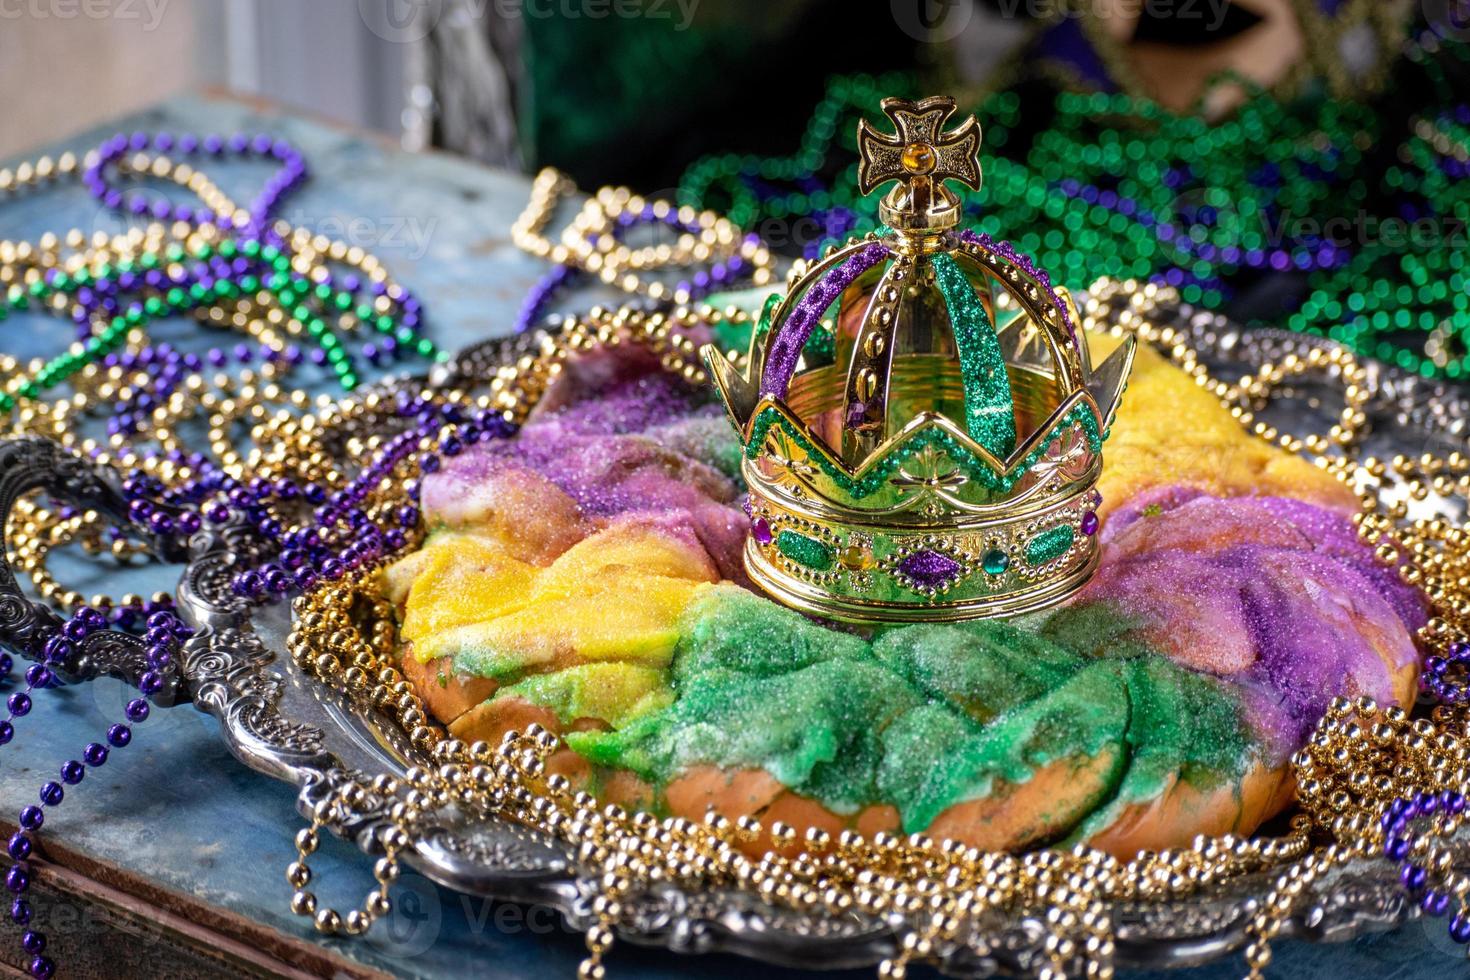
(701, 96, 1135, 623)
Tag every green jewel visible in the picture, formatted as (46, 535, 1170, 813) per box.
(981, 549, 1010, 575)
(1024, 525, 1075, 566)
(775, 530, 834, 571)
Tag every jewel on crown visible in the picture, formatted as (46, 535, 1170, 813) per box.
(702, 96, 1135, 623)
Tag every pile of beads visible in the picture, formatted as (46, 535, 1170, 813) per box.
(0, 129, 456, 976)
(0, 136, 440, 412)
(676, 28, 1470, 380)
(510, 167, 775, 331)
(0, 128, 453, 628)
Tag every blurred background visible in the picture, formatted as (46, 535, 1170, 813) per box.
(0, 0, 1426, 180)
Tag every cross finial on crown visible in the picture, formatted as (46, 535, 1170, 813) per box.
(857, 96, 982, 194)
(857, 96, 981, 237)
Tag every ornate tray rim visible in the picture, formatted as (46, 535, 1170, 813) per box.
(8, 291, 1468, 976)
(170, 297, 1470, 975)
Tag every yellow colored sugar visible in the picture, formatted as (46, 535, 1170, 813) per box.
(1091, 337, 1354, 514)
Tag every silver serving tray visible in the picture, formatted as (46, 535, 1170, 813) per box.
(2, 294, 1467, 975)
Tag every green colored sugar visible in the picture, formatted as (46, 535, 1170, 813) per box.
(869, 620, 1083, 725)
(877, 661, 1130, 831)
(673, 585, 867, 681)
(495, 663, 673, 729)
(568, 586, 1256, 837)
(1067, 655, 1253, 841)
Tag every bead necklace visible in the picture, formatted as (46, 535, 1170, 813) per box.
(86, 130, 306, 235)
(510, 167, 774, 329)
(0, 140, 438, 410)
(0, 524, 189, 980)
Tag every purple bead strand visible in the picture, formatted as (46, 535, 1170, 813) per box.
(85, 131, 307, 234)
(4, 603, 186, 980)
(1380, 788, 1470, 945)
(1420, 640, 1470, 703)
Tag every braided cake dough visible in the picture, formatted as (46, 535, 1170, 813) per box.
(383, 336, 1420, 858)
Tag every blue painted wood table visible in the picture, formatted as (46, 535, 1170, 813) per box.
(0, 94, 1461, 979)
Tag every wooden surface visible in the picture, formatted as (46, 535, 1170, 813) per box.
(0, 93, 1464, 979)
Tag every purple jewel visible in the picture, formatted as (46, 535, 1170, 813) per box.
(751, 518, 773, 545)
(898, 550, 963, 590)
(1080, 510, 1099, 536)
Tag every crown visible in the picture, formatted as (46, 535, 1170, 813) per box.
(701, 96, 1136, 623)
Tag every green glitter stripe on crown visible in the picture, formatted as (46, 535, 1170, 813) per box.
(931, 252, 1016, 458)
(753, 290, 781, 338)
(745, 400, 1103, 500)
